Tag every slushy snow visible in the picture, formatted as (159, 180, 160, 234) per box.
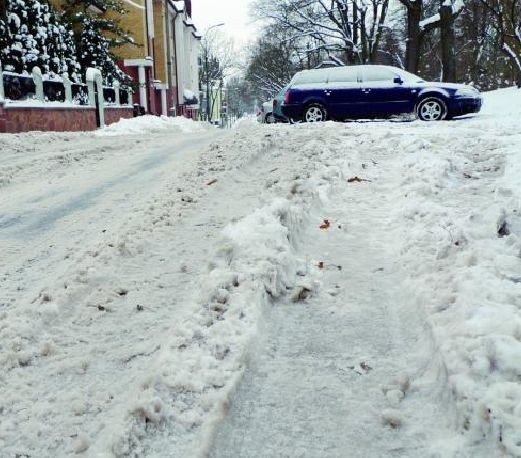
(1, 88, 521, 457)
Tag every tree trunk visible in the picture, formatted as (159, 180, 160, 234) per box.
(469, 0, 483, 85)
(370, 0, 390, 63)
(405, 1, 422, 74)
(439, 3, 457, 82)
(350, 2, 359, 64)
(0, 0, 7, 20)
(360, 8, 368, 63)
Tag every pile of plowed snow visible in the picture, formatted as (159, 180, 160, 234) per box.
(97, 115, 212, 136)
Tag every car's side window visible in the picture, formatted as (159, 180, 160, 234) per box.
(328, 67, 358, 83)
(362, 67, 396, 82)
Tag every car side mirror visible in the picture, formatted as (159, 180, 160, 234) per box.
(393, 76, 404, 85)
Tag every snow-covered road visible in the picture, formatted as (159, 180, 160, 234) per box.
(1, 90, 521, 458)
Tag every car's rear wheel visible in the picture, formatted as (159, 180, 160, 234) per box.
(416, 97, 448, 121)
(265, 113, 275, 124)
(304, 104, 327, 122)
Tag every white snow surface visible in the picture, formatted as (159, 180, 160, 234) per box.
(1, 88, 521, 457)
(97, 115, 212, 136)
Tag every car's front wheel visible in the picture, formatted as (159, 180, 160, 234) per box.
(416, 97, 448, 121)
(304, 104, 327, 122)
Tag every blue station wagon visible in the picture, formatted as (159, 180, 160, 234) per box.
(281, 65, 483, 122)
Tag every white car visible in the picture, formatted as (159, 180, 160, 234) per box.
(257, 100, 275, 124)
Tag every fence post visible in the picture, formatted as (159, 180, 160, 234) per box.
(0, 61, 4, 102)
(86, 68, 105, 128)
(113, 80, 120, 105)
(32, 67, 44, 102)
(62, 72, 72, 103)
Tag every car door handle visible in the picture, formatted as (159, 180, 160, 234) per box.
(362, 89, 371, 93)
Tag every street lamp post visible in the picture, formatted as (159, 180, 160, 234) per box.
(204, 22, 224, 123)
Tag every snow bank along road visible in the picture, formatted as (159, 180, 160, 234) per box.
(1, 89, 521, 457)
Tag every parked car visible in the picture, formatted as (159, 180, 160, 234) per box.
(257, 100, 275, 124)
(281, 65, 483, 122)
(272, 87, 289, 122)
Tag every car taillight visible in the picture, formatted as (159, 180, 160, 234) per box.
(283, 91, 290, 104)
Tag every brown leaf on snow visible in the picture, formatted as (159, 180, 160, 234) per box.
(320, 219, 330, 229)
(360, 361, 373, 372)
(347, 176, 371, 183)
(207, 179, 218, 186)
(318, 261, 324, 269)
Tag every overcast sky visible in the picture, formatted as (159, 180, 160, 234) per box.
(191, 0, 257, 47)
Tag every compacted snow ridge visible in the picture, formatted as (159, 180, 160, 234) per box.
(1, 90, 521, 458)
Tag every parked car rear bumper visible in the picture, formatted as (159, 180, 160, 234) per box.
(281, 104, 302, 120)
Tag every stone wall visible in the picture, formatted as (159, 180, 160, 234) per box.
(0, 103, 133, 133)
(104, 106, 135, 126)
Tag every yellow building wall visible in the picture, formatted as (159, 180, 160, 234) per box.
(169, 17, 177, 89)
(49, 0, 147, 60)
(117, 0, 147, 60)
(152, 1, 166, 82)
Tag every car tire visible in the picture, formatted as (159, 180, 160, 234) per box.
(265, 113, 275, 124)
(416, 97, 448, 121)
(303, 103, 327, 122)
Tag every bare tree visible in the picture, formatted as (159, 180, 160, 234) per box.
(478, 0, 521, 78)
(253, 0, 390, 64)
(245, 24, 301, 99)
(395, 0, 462, 76)
(199, 29, 235, 119)
(396, 0, 431, 73)
(226, 76, 257, 116)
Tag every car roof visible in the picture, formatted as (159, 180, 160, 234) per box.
(290, 64, 421, 84)
(295, 64, 402, 75)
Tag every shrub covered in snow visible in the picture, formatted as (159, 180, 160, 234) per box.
(0, 0, 134, 85)
(62, 0, 135, 86)
(0, 0, 80, 80)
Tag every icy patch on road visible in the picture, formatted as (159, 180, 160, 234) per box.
(97, 115, 212, 136)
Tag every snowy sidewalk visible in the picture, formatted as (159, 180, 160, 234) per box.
(209, 155, 459, 458)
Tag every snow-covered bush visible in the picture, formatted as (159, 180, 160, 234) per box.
(62, 0, 135, 86)
(0, 0, 80, 80)
(77, 16, 131, 86)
